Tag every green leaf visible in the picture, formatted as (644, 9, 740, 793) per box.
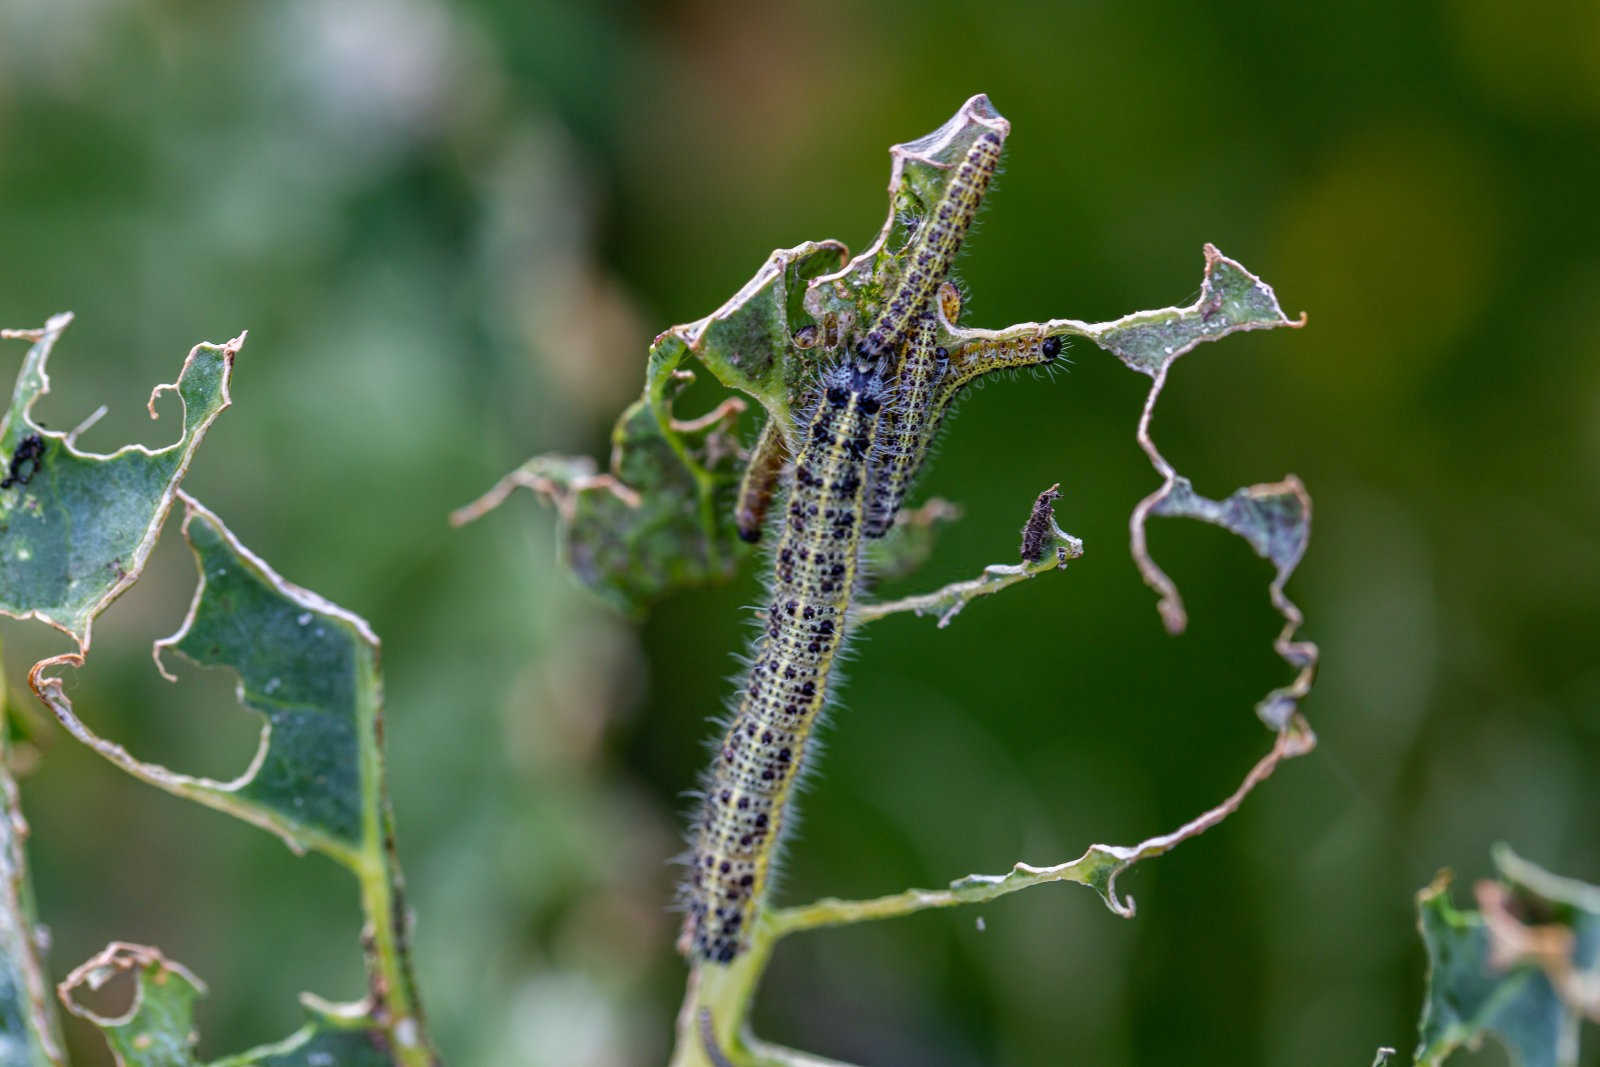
(58, 943, 206, 1067)
(1088, 243, 1305, 377)
(151, 496, 380, 851)
(0, 313, 242, 650)
(455, 239, 849, 614)
(1415, 848, 1599, 1067)
(33, 495, 436, 1063)
(60, 946, 395, 1067)
(34, 494, 381, 856)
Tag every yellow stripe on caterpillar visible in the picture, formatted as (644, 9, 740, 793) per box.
(683, 361, 885, 964)
(855, 131, 1002, 360)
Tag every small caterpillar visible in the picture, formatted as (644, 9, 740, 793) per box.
(683, 361, 885, 963)
(734, 421, 789, 544)
(1020, 482, 1063, 562)
(1, 432, 45, 490)
(945, 331, 1063, 395)
(855, 131, 1002, 360)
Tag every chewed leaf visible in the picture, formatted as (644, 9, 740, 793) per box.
(1046, 246, 1320, 730)
(33, 495, 434, 1059)
(58, 943, 206, 1067)
(62, 945, 395, 1067)
(1145, 476, 1316, 729)
(805, 94, 1010, 336)
(455, 240, 852, 614)
(1092, 243, 1304, 377)
(1151, 477, 1310, 576)
(0, 705, 65, 1067)
(857, 487, 1081, 629)
(0, 313, 242, 649)
(461, 97, 1027, 615)
(454, 389, 746, 616)
(154, 495, 379, 850)
(672, 240, 849, 423)
(1414, 849, 1600, 1067)
(32, 494, 378, 855)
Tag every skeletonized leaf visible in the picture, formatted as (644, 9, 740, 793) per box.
(0, 313, 242, 649)
(1146, 475, 1315, 729)
(1089, 247, 1316, 732)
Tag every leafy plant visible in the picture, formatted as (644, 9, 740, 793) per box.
(1, 316, 434, 1064)
(462, 94, 1316, 1066)
(0, 93, 1591, 1067)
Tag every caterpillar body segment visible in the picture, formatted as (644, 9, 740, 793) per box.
(855, 131, 1002, 360)
(684, 362, 885, 964)
(863, 314, 946, 539)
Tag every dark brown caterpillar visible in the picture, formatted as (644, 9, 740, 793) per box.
(1, 432, 45, 490)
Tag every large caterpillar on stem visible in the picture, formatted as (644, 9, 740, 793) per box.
(682, 361, 885, 963)
(684, 123, 1065, 965)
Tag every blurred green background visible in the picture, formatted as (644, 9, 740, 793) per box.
(2, 1, 1597, 1065)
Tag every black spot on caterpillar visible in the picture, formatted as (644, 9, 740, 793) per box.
(855, 131, 1002, 360)
(1020, 482, 1062, 562)
(683, 362, 885, 964)
(1, 433, 45, 490)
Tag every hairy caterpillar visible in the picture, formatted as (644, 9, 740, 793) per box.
(861, 325, 1063, 540)
(683, 361, 885, 963)
(946, 330, 1063, 395)
(733, 130, 1001, 545)
(863, 313, 945, 538)
(855, 131, 1002, 360)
